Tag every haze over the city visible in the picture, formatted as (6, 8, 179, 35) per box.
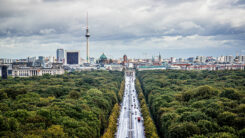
(0, 0, 245, 59)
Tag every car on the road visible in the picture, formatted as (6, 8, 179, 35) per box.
(137, 117, 141, 122)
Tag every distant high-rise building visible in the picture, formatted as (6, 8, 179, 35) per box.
(151, 56, 155, 63)
(237, 55, 245, 63)
(196, 56, 206, 63)
(32, 56, 44, 67)
(57, 49, 64, 63)
(123, 54, 128, 65)
(178, 58, 184, 63)
(170, 57, 176, 63)
(27, 57, 36, 63)
(1, 66, 8, 79)
(65, 51, 80, 65)
(158, 53, 162, 62)
(39, 56, 45, 66)
(187, 57, 194, 63)
(225, 55, 233, 63)
(217, 56, 225, 63)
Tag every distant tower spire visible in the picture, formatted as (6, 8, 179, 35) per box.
(85, 12, 90, 63)
(159, 52, 162, 62)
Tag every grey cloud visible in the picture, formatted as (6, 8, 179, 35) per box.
(0, 0, 244, 58)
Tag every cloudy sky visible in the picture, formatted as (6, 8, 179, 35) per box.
(0, 0, 245, 59)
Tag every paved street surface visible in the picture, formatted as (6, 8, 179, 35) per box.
(116, 71, 145, 138)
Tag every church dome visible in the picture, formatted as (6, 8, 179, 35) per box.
(100, 53, 107, 60)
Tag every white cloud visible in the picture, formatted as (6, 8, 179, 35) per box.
(0, 0, 244, 58)
(162, 36, 183, 41)
(40, 28, 56, 34)
(179, 21, 202, 30)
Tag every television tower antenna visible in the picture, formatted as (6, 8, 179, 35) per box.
(85, 12, 90, 63)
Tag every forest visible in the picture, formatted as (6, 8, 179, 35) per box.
(137, 70, 245, 138)
(0, 71, 123, 137)
(135, 79, 159, 138)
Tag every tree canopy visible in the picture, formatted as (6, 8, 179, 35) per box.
(137, 70, 245, 138)
(0, 71, 123, 137)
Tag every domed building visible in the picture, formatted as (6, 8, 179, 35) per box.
(99, 53, 108, 64)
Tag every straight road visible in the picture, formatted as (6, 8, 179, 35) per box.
(116, 70, 145, 138)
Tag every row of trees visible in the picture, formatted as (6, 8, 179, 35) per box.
(137, 70, 245, 138)
(101, 103, 120, 138)
(118, 80, 125, 103)
(0, 71, 123, 137)
(135, 79, 159, 138)
(102, 79, 125, 138)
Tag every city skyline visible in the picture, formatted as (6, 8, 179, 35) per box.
(0, 0, 245, 59)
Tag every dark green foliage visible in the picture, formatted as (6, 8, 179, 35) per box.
(0, 71, 123, 137)
(168, 122, 200, 138)
(69, 90, 80, 99)
(218, 111, 237, 126)
(220, 88, 241, 100)
(137, 70, 245, 138)
(0, 90, 8, 100)
(239, 128, 245, 138)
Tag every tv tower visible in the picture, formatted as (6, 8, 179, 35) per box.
(85, 12, 90, 63)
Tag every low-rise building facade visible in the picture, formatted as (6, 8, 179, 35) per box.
(12, 63, 64, 77)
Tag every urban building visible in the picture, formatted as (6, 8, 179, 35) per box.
(12, 63, 64, 77)
(99, 53, 108, 64)
(57, 49, 64, 63)
(65, 51, 80, 65)
(128, 63, 134, 68)
(168, 65, 181, 70)
(89, 57, 96, 64)
(123, 54, 128, 65)
(237, 55, 245, 63)
(0, 65, 8, 79)
(34, 56, 45, 67)
(187, 57, 194, 63)
(158, 53, 162, 62)
(177, 58, 184, 63)
(0, 58, 13, 64)
(104, 64, 123, 71)
(217, 56, 225, 63)
(195, 56, 206, 63)
(170, 57, 176, 63)
(206, 57, 216, 63)
(225, 55, 233, 63)
(137, 65, 166, 71)
(186, 64, 245, 71)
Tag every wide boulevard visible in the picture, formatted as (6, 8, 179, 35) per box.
(116, 70, 145, 138)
